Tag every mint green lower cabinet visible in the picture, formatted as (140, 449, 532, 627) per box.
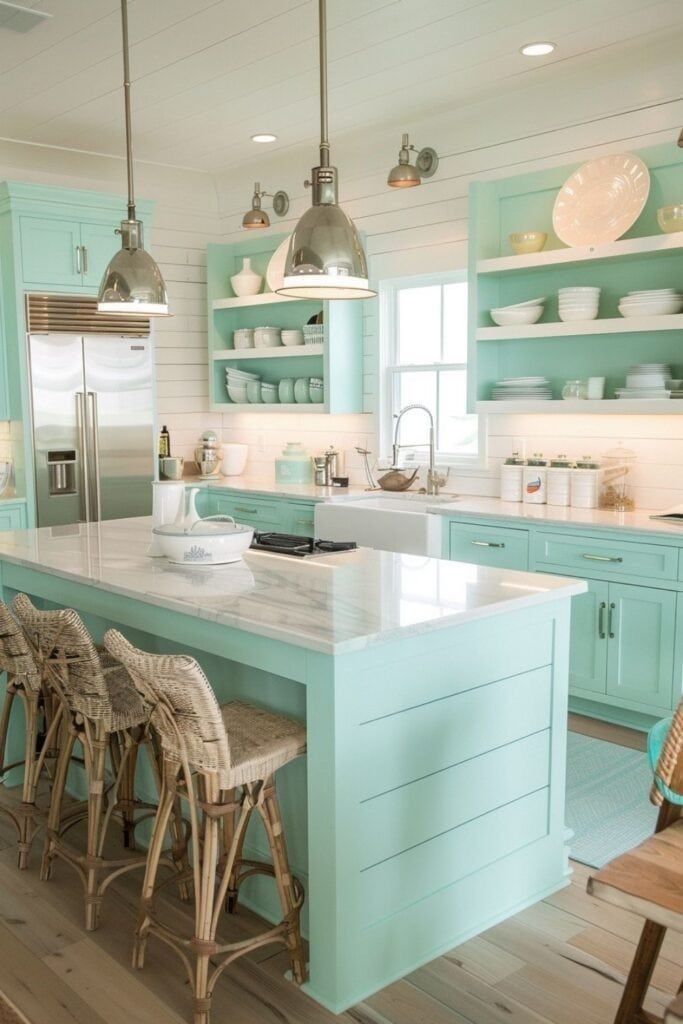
(605, 583, 676, 712)
(198, 490, 284, 532)
(286, 502, 317, 537)
(448, 522, 529, 570)
(569, 579, 609, 697)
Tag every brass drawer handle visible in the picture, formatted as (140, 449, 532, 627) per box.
(234, 506, 259, 515)
(608, 601, 616, 639)
(598, 601, 606, 639)
(582, 553, 623, 563)
(471, 540, 505, 549)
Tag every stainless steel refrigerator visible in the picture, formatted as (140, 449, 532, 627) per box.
(29, 333, 154, 527)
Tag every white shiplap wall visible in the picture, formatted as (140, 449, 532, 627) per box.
(213, 31, 683, 504)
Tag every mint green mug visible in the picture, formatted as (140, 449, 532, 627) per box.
(294, 377, 311, 403)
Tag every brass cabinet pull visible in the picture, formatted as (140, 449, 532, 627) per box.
(296, 519, 314, 526)
(235, 506, 258, 515)
(582, 553, 623, 563)
(471, 540, 505, 549)
(598, 601, 607, 639)
(608, 602, 616, 639)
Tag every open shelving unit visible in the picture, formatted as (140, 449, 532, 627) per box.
(468, 142, 683, 414)
(207, 232, 364, 414)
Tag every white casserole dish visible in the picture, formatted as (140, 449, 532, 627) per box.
(153, 516, 254, 565)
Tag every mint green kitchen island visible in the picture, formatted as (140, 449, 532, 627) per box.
(0, 517, 584, 1013)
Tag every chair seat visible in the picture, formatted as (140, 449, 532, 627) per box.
(588, 818, 683, 932)
(219, 701, 306, 788)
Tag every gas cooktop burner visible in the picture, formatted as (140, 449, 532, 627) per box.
(250, 532, 357, 558)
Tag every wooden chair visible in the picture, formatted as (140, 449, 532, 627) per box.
(666, 991, 683, 1023)
(11, 595, 187, 930)
(104, 628, 307, 1024)
(587, 698, 683, 1024)
(0, 601, 63, 868)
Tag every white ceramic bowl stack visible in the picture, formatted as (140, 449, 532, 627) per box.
(253, 326, 281, 348)
(489, 297, 545, 327)
(281, 329, 304, 347)
(618, 289, 683, 318)
(225, 367, 259, 404)
(303, 323, 324, 345)
(558, 287, 600, 322)
(615, 363, 672, 400)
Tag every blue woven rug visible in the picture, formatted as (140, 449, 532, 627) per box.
(565, 732, 658, 868)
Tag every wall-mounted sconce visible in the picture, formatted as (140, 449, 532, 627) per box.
(241, 182, 290, 229)
(387, 133, 439, 188)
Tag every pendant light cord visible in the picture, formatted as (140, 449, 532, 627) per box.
(120, 0, 136, 221)
(318, 0, 329, 168)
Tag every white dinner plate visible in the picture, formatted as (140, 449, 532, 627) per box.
(552, 153, 650, 247)
(265, 236, 292, 292)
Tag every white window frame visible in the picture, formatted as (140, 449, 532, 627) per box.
(379, 271, 486, 469)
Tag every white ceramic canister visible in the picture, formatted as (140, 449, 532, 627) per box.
(500, 453, 525, 502)
(547, 455, 573, 507)
(523, 454, 548, 504)
(230, 257, 262, 297)
(149, 481, 186, 556)
(571, 456, 601, 509)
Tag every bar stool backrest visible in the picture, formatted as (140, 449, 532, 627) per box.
(650, 697, 683, 807)
(0, 601, 41, 695)
(104, 630, 230, 778)
(12, 594, 119, 721)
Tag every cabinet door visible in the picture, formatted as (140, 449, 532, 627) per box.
(568, 579, 609, 697)
(80, 220, 119, 288)
(606, 583, 676, 712)
(19, 216, 82, 287)
(286, 502, 316, 537)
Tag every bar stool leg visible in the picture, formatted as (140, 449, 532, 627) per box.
(16, 692, 41, 869)
(221, 787, 253, 914)
(119, 733, 138, 850)
(41, 727, 75, 882)
(192, 779, 221, 1024)
(133, 767, 180, 970)
(259, 779, 306, 984)
(83, 724, 108, 931)
(146, 734, 191, 901)
(0, 683, 16, 782)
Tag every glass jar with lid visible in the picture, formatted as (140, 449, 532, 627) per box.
(562, 380, 586, 400)
(600, 444, 636, 510)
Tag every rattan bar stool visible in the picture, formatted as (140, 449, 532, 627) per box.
(105, 630, 307, 1024)
(12, 594, 188, 931)
(0, 601, 63, 868)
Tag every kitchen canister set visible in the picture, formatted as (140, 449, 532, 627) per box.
(501, 449, 635, 509)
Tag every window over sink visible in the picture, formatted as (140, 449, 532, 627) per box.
(380, 272, 480, 465)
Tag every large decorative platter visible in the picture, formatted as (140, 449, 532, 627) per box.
(552, 153, 650, 247)
(266, 236, 291, 292)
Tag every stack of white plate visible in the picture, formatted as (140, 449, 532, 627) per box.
(615, 363, 672, 400)
(491, 376, 553, 401)
(225, 366, 260, 404)
(558, 287, 601, 322)
(489, 297, 545, 327)
(618, 289, 683, 318)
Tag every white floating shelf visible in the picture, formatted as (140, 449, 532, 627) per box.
(476, 314, 683, 341)
(212, 292, 305, 310)
(477, 233, 683, 275)
(476, 400, 683, 415)
(213, 344, 323, 360)
(211, 403, 324, 414)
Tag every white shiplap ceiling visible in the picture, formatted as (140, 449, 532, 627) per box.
(0, 0, 682, 175)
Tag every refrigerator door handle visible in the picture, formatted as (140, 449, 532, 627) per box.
(75, 391, 91, 522)
(87, 391, 102, 522)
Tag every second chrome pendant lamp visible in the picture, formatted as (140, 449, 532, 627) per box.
(97, 0, 169, 316)
(276, 0, 374, 300)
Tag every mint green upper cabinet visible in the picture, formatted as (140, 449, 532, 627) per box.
(80, 220, 118, 287)
(569, 579, 608, 697)
(19, 215, 83, 287)
(606, 583, 676, 712)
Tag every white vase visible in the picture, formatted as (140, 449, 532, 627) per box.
(230, 257, 262, 297)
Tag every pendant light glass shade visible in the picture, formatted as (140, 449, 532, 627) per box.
(277, 0, 374, 301)
(97, 1, 169, 316)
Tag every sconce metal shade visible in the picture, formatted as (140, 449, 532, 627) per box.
(387, 160, 421, 188)
(97, 219, 169, 315)
(387, 133, 438, 189)
(242, 206, 270, 229)
(279, 201, 373, 299)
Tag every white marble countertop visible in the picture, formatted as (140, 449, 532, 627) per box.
(0, 516, 584, 655)
(425, 496, 683, 539)
(165, 474, 368, 502)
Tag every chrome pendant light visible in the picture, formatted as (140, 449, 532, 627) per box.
(276, 0, 374, 300)
(242, 182, 290, 229)
(97, 0, 169, 316)
(387, 133, 438, 188)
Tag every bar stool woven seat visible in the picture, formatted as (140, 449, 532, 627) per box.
(0, 601, 62, 868)
(104, 630, 307, 1024)
(12, 594, 187, 930)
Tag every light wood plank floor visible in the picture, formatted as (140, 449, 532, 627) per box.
(0, 725, 679, 1024)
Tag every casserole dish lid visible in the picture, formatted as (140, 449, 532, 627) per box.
(153, 517, 252, 538)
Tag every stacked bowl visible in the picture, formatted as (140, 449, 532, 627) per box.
(225, 367, 259, 404)
(615, 363, 672, 400)
(558, 287, 600, 322)
(303, 323, 324, 345)
(618, 289, 683, 318)
(489, 297, 545, 326)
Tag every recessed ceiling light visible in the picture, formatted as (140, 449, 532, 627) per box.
(520, 41, 556, 56)
(251, 133, 277, 143)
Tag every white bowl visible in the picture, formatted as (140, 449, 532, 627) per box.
(558, 307, 599, 322)
(254, 327, 282, 348)
(489, 305, 543, 326)
(225, 367, 260, 380)
(559, 286, 601, 294)
(281, 329, 304, 347)
(221, 443, 249, 477)
(233, 329, 254, 350)
(227, 385, 249, 403)
(498, 296, 546, 309)
(619, 299, 683, 317)
(153, 519, 254, 565)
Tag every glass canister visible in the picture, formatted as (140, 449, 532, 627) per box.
(571, 455, 601, 509)
(523, 454, 548, 504)
(500, 452, 525, 502)
(562, 380, 586, 400)
(547, 455, 574, 507)
(600, 444, 636, 510)
(275, 442, 313, 484)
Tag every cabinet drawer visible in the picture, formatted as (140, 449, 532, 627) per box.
(449, 522, 529, 570)
(533, 532, 678, 582)
(213, 494, 283, 531)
